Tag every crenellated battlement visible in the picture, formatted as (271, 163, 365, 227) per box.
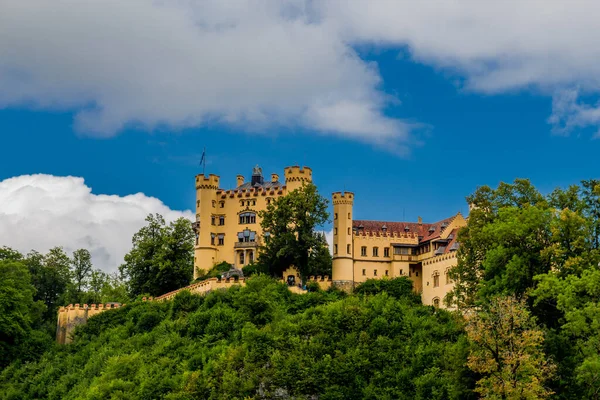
(56, 302, 125, 344)
(332, 191, 354, 205)
(284, 166, 312, 182)
(195, 174, 220, 190)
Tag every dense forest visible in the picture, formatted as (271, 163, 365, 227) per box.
(1, 179, 600, 399)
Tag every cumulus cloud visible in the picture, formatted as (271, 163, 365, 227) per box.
(0, 0, 408, 149)
(549, 90, 600, 138)
(0, 174, 193, 272)
(2, 0, 600, 143)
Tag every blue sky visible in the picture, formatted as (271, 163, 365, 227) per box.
(1, 1, 600, 271)
(2, 52, 598, 223)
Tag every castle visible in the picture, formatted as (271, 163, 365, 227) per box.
(57, 164, 466, 343)
(194, 165, 466, 307)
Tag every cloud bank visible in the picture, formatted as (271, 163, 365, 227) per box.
(0, 174, 193, 272)
(1, 0, 600, 144)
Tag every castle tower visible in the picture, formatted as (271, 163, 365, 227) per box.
(332, 191, 354, 291)
(194, 173, 220, 280)
(284, 166, 312, 192)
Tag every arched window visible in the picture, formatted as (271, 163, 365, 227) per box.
(433, 297, 440, 308)
(433, 271, 440, 288)
(239, 212, 256, 224)
(239, 252, 245, 265)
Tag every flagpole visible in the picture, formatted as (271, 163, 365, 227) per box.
(202, 147, 206, 176)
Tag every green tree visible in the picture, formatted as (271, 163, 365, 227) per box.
(71, 249, 93, 302)
(0, 260, 35, 367)
(258, 183, 329, 280)
(120, 214, 194, 297)
(466, 296, 555, 399)
(447, 179, 554, 308)
(24, 248, 72, 324)
(0, 246, 23, 261)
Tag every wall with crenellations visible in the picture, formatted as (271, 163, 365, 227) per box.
(56, 303, 124, 344)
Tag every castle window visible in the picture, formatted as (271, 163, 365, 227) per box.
(334, 228, 338, 235)
(197, 200, 200, 208)
(239, 252, 245, 265)
(211, 216, 216, 225)
(347, 244, 351, 254)
(373, 247, 379, 257)
(239, 212, 256, 224)
(446, 269, 453, 285)
(210, 233, 216, 246)
(195, 233, 199, 245)
(374, 269, 378, 276)
(212, 200, 216, 208)
(361, 246, 367, 256)
(433, 271, 440, 288)
(348, 212, 351, 219)
(218, 234, 225, 246)
(219, 201, 225, 208)
(348, 227, 351, 235)
(334, 244, 338, 254)
(252, 200, 256, 206)
(384, 248, 390, 257)
(362, 269, 366, 276)
(238, 230, 256, 243)
(219, 216, 225, 226)
(249, 251, 254, 264)
(399, 269, 403, 275)
(433, 297, 440, 308)
(334, 213, 338, 220)
(385, 270, 389, 276)
(240, 200, 245, 207)
(266, 198, 271, 205)
(416, 271, 419, 277)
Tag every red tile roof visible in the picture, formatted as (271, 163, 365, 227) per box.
(352, 216, 456, 244)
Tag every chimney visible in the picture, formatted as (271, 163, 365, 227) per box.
(418, 216, 422, 225)
(271, 173, 279, 183)
(236, 175, 244, 187)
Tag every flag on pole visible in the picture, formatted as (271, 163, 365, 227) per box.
(199, 148, 205, 166)
(200, 148, 206, 175)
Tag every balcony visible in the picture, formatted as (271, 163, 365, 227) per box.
(234, 241, 259, 249)
(393, 254, 414, 262)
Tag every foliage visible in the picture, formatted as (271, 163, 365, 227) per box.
(120, 214, 194, 297)
(354, 277, 422, 305)
(0, 277, 475, 399)
(0, 260, 48, 368)
(258, 183, 330, 279)
(466, 296, 555, 399)
(71, 248, 93, 301)
(194, 261, 233, 282)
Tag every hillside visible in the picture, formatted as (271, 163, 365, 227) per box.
(0, 277, 474, 400)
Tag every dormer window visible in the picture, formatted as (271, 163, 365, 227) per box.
(428, 227, 435, 233)
(404, 226, 410, 232)
(382, 224, 387, 232)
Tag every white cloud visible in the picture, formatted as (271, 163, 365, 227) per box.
(0, 0, 408, 149)
(0, 174, 193, 273)
(2, 0, 600, 143)
(549, 89, 600, 138)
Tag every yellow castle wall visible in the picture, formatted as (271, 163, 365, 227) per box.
(194, 166, 312, 280)
(56, 303, 124, 344)
(421, 253, 458, 308)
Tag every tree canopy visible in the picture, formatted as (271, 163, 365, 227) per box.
(119, 214, 194, 297)
(258, 183, 331, 279)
